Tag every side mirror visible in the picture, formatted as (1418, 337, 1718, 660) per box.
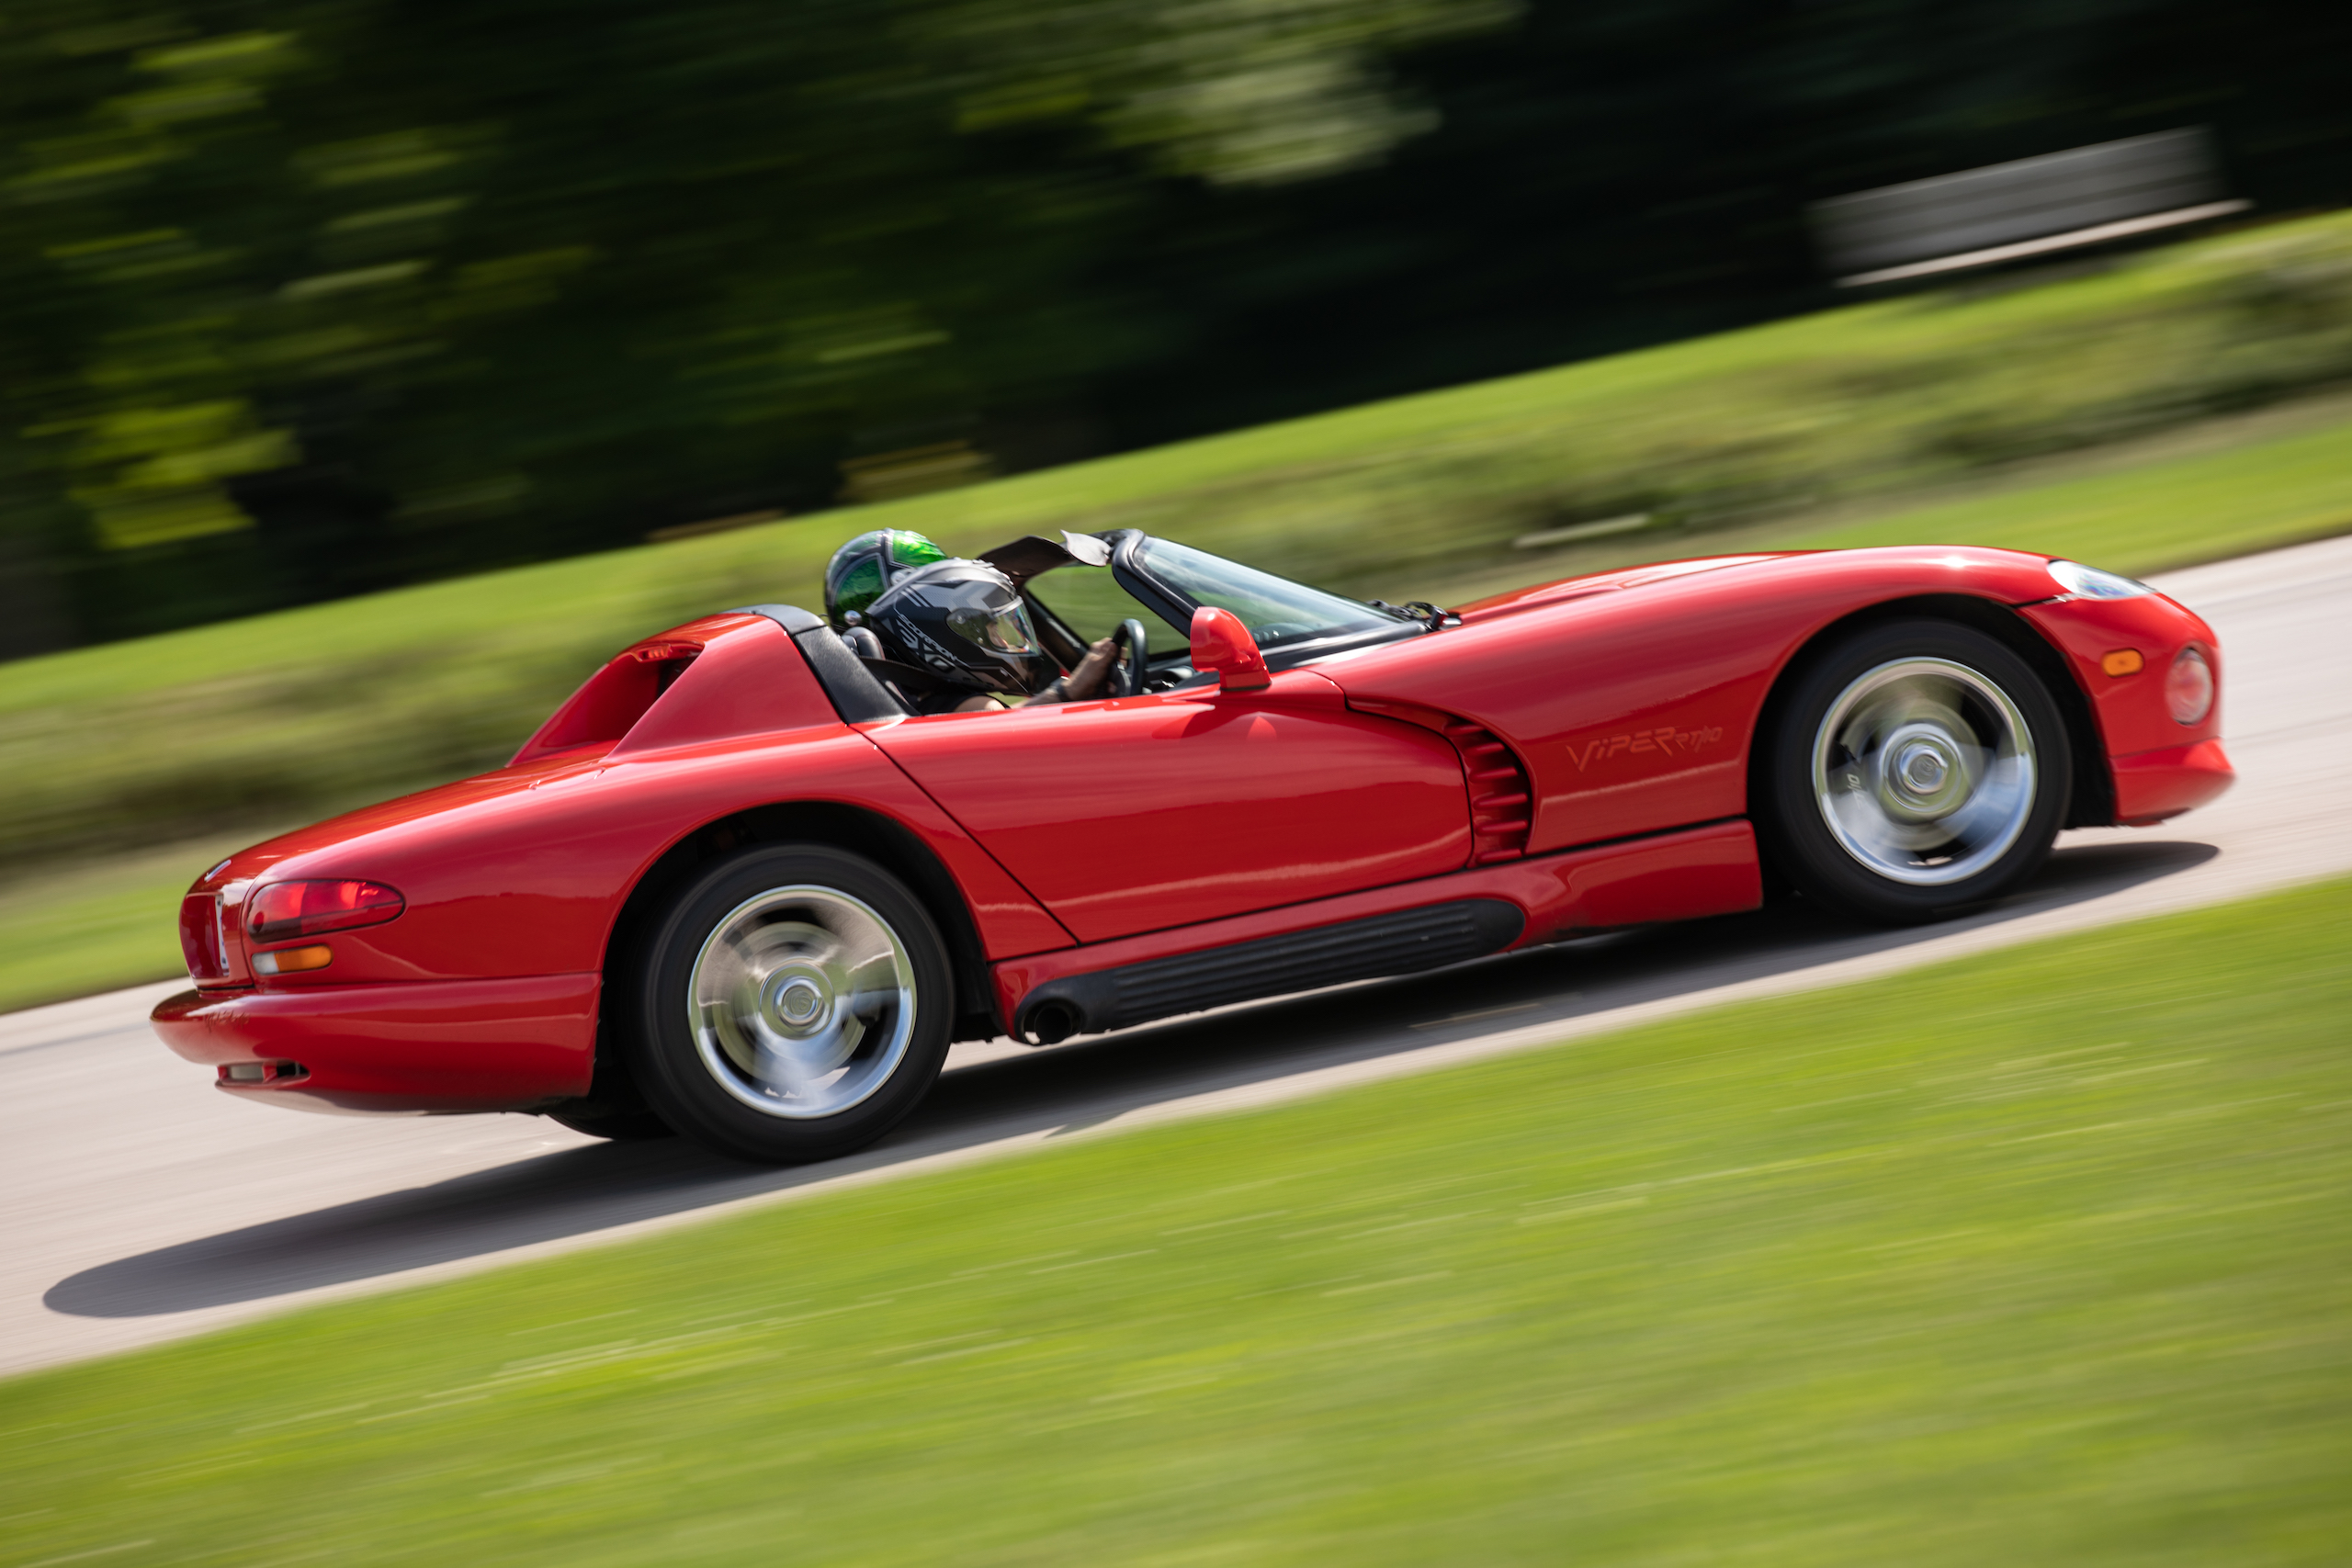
(1189, 606, 1270, 692)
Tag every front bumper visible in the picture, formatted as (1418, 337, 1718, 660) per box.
(2110, 739, 2234, 827)
(150, 974, 600, 1114)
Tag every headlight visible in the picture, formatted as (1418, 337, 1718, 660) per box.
(2047, 559, 2154, 600)
(2165, 646, 2214, 726)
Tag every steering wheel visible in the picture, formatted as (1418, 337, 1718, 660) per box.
(1110, 617, 1148, 698)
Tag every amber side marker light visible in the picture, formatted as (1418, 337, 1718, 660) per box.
(2101, 649, 2144, 677)
(253, 943, 333, 976)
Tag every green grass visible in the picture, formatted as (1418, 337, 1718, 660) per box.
(6, 874, 2349, 1565)
(6, 391, 2347, 1015)
(6, 209, 2352, 1013)
(0, 834, 277, 1011)
(1780, 396, 2352, 560)
(1425, 390, 2352, 608)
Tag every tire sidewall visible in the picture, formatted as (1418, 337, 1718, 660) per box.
(624, 844, 954, 1163)
(1763, 618, 2071, 924)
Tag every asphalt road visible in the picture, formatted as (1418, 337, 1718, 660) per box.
(7, 535, 2351, 1377)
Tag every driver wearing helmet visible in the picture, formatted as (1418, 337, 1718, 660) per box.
(823, 530, 1119, 714)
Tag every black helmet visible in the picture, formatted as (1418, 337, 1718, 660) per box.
(823, 528, 947, 629)
(864, 558, 1047, 697)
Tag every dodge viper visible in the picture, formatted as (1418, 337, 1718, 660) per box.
(152, 531, 2232, 1162)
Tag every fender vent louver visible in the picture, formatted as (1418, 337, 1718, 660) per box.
(1445, 721, 1532, 864)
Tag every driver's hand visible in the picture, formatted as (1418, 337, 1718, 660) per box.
(1060, 637, 1121, 702)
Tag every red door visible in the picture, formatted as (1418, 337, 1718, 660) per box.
(868, 670, 1472, 942)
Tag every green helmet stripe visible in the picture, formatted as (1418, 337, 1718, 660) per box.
(888, 532, 946, 570)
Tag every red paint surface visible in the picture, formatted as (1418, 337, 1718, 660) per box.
(226, 728, 1074, 989)
(611, 615, 843, 754)
(151, 974, 601, 1111)
(510, 612, 833, 766)
(989, 820, 1760, 1026)
(1188, 605, 1271, 690)
(1452, 554, 1789, 621)
(869, 669, 1472, 942)
(1329, 547, 2065, 853)
(2018, 593, 2225, 759)
(191, 615, 1074, 1010)
(2110, 739, 2235, 825)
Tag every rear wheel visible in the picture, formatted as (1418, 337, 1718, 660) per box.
(622, 845, 953, 1164)
(1760, 619, 2071, 924)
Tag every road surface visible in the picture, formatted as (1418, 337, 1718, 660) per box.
(6, 535, 2349, 1375)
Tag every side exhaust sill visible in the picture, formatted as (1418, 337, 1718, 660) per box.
(1015, 898, 1524, 1043)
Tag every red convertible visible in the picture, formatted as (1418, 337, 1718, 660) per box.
(153, 532, 2232, 1162)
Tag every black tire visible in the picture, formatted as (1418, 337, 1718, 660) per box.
(619, 844, 954, 1164)
(547, 1029, 675, 1140)
(1759, 618, 2071, 925)
(547, 1104, 676, 1141)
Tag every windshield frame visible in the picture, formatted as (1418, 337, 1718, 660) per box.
(1104, 530, 1424, 671)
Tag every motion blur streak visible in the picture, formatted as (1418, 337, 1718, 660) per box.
(1812, 128, 2241, 284)
(2, 0, 2348, 654)
(4, 535, 2349, 1375)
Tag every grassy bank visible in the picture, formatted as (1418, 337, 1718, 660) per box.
(4, 210, 2351, 1011)
(6, 874, 2349, 1564)
(6, 389, 2347, 1014)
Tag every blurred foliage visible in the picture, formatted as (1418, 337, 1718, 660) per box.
(3, 0, 2350, 653)
(0, 0, 1517, 649)
(7, 874, 2352, 1562)
(1, 211, 2350, 912)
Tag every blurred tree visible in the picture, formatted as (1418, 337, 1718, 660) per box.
(1, 0, 2346, 649)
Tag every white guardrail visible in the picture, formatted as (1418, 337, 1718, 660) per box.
(1812, 128, 2246, 288)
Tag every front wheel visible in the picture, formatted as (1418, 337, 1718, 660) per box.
(621, 845, 954, 1164)
(1759, 619, 2071, 924)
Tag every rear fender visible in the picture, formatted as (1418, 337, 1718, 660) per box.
(601, 800, 1016, 1045)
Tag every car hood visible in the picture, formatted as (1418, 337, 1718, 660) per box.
(1450, 553, 1795, 624)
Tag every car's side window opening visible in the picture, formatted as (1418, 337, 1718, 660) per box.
(1023, 561, 1190, 653)
(842, 529, 1423, 716)
(1019, 563, 1203, 699)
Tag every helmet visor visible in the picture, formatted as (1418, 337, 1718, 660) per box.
(946, 594, 1039, 657)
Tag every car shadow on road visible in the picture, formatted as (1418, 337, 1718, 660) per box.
(46, 835, 2217, 1319)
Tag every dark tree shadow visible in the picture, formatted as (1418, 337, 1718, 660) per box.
(47, 836, 2215, 1318)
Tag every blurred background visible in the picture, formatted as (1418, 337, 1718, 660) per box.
(4, 0, 2352, 1009)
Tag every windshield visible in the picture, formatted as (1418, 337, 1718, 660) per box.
(1135, 538, 1407, 649)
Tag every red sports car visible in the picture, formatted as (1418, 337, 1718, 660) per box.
(153, 532, 2231, 1163)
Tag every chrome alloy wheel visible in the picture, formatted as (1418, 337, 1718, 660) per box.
(1812, 657, 2037, 887)
(686, 886, 918, 1119)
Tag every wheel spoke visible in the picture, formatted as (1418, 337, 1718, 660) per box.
(1813, 657, 2036, 887)
(686, 886, 917, 1120)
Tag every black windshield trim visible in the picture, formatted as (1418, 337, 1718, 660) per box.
(1106, 529, 1194, 637)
